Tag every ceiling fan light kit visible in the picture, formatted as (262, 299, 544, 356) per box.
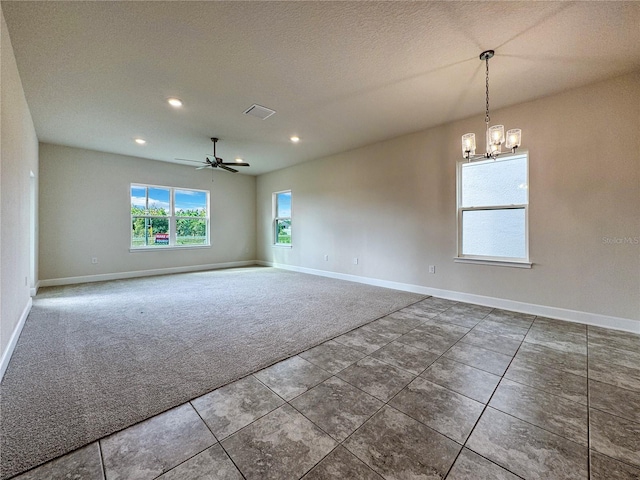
(462, 50, 522, 162)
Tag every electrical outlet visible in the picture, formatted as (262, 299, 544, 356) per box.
(428, 265, 436, 274)
(324, 254, 329, 261)
(91, 257, 98, 264)
(353, 257, 358, 265)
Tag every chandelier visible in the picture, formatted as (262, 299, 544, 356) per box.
(462, 50, 522, 161)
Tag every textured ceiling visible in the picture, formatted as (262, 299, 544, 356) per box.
(3, 1, 640, 175)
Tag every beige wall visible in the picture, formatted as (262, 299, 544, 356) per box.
(257, 72, 640, 322)
(0, 6, 39, 356)
(39, 144, 256, 281)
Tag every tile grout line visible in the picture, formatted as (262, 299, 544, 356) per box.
(187, 400, 248, 480)
(97, 440, 107, 480)
(442, 311, 537, 479)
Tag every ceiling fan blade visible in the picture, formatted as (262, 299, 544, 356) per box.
(221, 162, 250, 167)
(218, 164, 238, 173)
(195, 165, 209, 170)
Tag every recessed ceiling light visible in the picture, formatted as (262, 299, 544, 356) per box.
(290, 136, 300, 143)
(235, 158, 243, 163)
(134, 138, 146, 145)
(167, 98, 183, 107)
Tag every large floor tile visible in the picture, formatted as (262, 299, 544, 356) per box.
(221, 404, 336, 480)
(389, 377, 484, 443)
(344, 406, 461, 479)
(514, 342, 586, 377)
(431, 309, 484, 329)
(417, 297, 459, 311)
(12, 443, 104, 480)
(301, 446, 383, 480)
(588, 326, 640, 353)
(590, 451, 640, 480)
(590, 379, 640, 423)
(395, 329, 457, 355)
(504, 357, 587, 405)
(532, 317, 585, 335)
(395, 303, 441, 320)
(471, 319, 529, 341)
(333, 326, 392, 355)
(157, 444, 242, 480)
(443, 342, 513, 376)
(487, 309, 535, 323)
(370, 340, 439, 375)
(459, 330, 522, 356)
(290, 376, 383, 442)
(588, 342, 640, 371)
(590, 409, 640, 468)
(413, 320, 470, 341)
(589, 358, 640, 392)
(384, 311, 429, 330)
(100, 403, 216, 480)
(253, 356, 331, 401)
(483, 311, 534, 329)
(298, 339, 366, 374)
(337, 357, 415, 402)
(447, 448, 520, 480)
(363, 316, 418, 338)
(523, 329, 586, 355)
(466, 408, 588, 480)
(191, 375, 284, 440)
(420, 357, 501, 404)
(489, 378, 588, 445)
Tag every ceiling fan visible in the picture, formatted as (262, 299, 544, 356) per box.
(177, 137, 250, 173)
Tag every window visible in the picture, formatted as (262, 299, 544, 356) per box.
(456, 153, 529, 265)
(273, 190, 291, 245)
(131, 184, 209, 248)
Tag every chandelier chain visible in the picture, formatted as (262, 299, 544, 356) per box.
(485, 55, 490, 125)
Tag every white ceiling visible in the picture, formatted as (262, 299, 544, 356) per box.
(3, 1, 640, 175)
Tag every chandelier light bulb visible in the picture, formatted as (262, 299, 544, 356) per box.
(506, 129, 522, 150)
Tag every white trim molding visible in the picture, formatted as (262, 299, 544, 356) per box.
(257, 261, 640, 334)
(38, 261, 257, 288)
(0, 297, 32, 381)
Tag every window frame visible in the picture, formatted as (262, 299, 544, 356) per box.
(273, 189, 292, 247)
(130, 183, 210, 251)
(455, 152, 531, 267)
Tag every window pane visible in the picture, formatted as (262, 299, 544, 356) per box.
(461, 155, 527, 207)
(275, 219, 291, 244)
(147, 187, 170, 215)
(177, 218, 207, 245)
(131, 217, 169, 247)
(131, 186, 147, 212)
(276, 191, 291, 217)
(462, 208, 526, 258)
(175, 189, 207, 216)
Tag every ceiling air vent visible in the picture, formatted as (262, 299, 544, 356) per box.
(243, 104, 276, 120)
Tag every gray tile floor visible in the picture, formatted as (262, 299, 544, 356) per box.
(12, 297, 640, 480)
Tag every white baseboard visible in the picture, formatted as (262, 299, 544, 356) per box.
(38, 261, 258, 288)
(258, 261, 640, 334)
(0, 297, 32, 382)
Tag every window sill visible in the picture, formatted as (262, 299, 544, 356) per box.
(130, 245, 210, 252)
(454, 257, 532, 269)
(273, 244, 292, 249)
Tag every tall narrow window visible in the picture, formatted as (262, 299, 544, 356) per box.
(131, 184, 209, 249)
(274, 190, 292, 246)
(457, 153, 529, 264)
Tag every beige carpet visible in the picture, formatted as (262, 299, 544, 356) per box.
(0, 266, 424, 479)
